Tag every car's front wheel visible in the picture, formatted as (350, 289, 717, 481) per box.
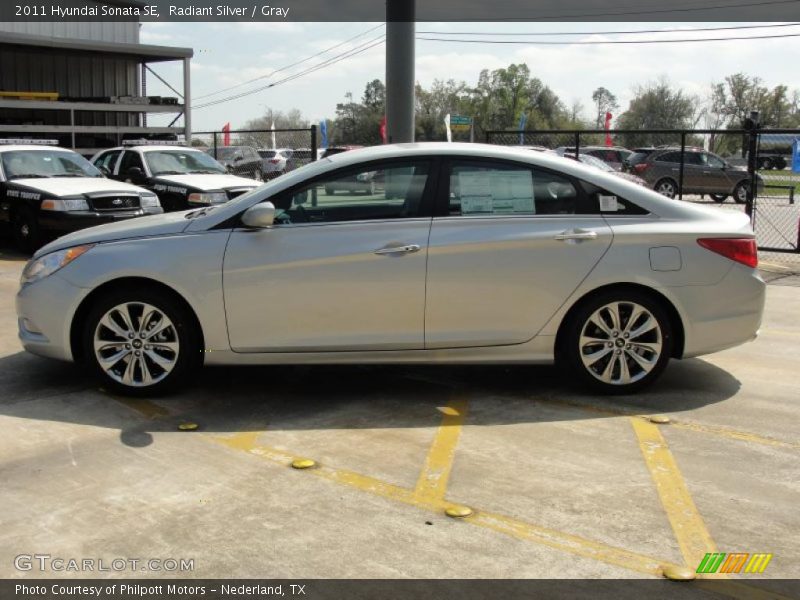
(561, 290, 673, 394)
(709, 193, 728, 203)
(83, 288, 201, 396)
(12, 207, 42, 253)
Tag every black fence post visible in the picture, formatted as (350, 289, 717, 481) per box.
(574, 132, 580, 159)
(310, 124, 318, 162)
(678, 132, 686, 201)
(212, 132, 218, 159)
(745, 121, 759, 220)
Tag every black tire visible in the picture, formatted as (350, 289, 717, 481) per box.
(654, 178, 678, 199)
(759, 157, 773, 170)
(560, 289, 673, 395)
(12, 207, 42, 253)
(325, 187, 334, 195)
(733, 181, 749, 205)
(709, 193, 728, 203)
(774, 157, 787, 170)
(82, 287, 202, 396)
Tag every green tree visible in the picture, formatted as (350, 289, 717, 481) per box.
(591, 87, 619, 128)
(617, 79, 697, 147)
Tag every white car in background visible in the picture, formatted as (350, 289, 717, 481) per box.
(17, 143, 764, 396)
(257, 148, 293, 179)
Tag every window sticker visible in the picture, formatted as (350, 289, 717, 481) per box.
(599, 194, 618, 212)
(459, 169, 535, 215)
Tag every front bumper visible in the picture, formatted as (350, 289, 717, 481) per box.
(38, 208, 163, 234)
(16, 273, 89, 362)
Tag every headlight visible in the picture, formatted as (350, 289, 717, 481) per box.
(188, 192, 228, 205)
(40, 198, 90, 212)
(21, 245, 94, 285)
(139, 192, 161, 208)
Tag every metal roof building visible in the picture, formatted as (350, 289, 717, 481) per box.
(0, 4, 193, 155)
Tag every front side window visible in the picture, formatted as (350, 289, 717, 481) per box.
(93, 150, 121, 173)
(144, 150, 226, 175)
(2, 150, 102, 179)
(447, 161, 578, 216)
(271, 161, 431, 224)
(119, 151, 145, 174)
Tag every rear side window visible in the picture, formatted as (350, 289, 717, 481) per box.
(656, 151, 681, 163)
(626, 152, 650, 166)
(581, 182, 650, 216)
(446, 160, 582, 216)
(93, 150, 121, 173)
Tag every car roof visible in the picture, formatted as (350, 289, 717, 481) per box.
(0, 145, 76, 153)
(103, 145, 203, 153)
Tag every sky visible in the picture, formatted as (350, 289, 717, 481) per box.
(138, 21, 800, 132)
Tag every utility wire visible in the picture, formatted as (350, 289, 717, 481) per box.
(418, 22, 800, 36)
(193, 24, 385, 101)
(448, 0, 800, 21)
(194, 36, 385, 110)
(417, 32, 800, 45)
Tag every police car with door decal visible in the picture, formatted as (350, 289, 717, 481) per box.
(0, 140, 163, 252)
(91, 141, 261, 212)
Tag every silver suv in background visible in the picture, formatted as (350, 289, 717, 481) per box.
(628, 147, 763, 203)
(257, 148, 292, 179)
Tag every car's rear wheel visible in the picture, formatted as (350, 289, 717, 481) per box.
(733, 181, 749, 204)
(83, 288, 201, 396)
(12, 207, 42, 253)
(561, 290, 673, 394)
(709, 193, 728, 203)
(759, 157, 774, 170)
(654, 178, 678, 199)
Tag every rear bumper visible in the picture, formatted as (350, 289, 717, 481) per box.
(39, 208, 163, 234)
(671, 264, 766, 358)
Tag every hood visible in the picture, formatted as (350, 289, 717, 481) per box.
(34, 210, 193, 258)
(156, 173, 260, 190)
(13, 177, 148, 197)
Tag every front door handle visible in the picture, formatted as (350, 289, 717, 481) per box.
(374, 244, 421, 255)
(554, 229, 598, 241)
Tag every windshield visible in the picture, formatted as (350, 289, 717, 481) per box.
(258, 150, 277, 158)
(144, 149, 227, 175)
(215, 147, 243, 159)
(579, 155, 614, 172)
(1, 150, 103, 179)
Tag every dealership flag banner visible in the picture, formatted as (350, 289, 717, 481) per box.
(605, 112, 613, 147)
(271, 121, 276, 150)
(793, 138, 800, 173)
(320, 120, 329, 149)
(518, 113, 528, 145)
(444, 113, 452, 143)
(379, 116, 387, 144)
(222, 122, 231, 146)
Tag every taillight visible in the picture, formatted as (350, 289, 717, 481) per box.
(633, 163, 649, 174)
(269, 159, 281, 164)
(697, 238, 758, 268)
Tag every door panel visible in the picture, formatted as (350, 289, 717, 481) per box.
(223, 219, 431, 352)
(425, 216, 612, 348)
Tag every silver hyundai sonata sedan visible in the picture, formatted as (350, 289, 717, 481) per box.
(16, 143, 765, 396)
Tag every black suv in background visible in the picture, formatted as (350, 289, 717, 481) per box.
(208, 146, 264, 181)
(625, 147, 763, 203)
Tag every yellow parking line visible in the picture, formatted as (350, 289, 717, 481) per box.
(112, 396, 171, 419)
(630, 417, 720, 574)
(209, 430, 679, 577)
(413, 398, 468, 503)
(539, 397, 800, 451)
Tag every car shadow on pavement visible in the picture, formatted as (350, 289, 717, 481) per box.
(0, 351, 741, 448)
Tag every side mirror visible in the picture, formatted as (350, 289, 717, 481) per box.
(242, 202, 276, 228)
(127, 166, 145, 183)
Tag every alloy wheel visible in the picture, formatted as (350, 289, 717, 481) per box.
(579, 301, 663, 386)
(93, 302, 180, 387)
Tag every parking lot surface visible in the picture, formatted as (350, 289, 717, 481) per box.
(0, 245, 798, 596)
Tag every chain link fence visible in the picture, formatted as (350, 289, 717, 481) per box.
(192, 127, 317, 181)
(486, 128, 800, 268)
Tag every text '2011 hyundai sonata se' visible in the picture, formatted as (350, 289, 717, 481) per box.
(16, 143, 765, 396)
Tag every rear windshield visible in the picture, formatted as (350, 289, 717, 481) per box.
(258, 150, 277, 158)
(626, 152, 651, 166)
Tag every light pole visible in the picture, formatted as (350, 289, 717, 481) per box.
(385, 0, 415, 143)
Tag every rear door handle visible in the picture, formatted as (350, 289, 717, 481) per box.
(374, 244, 421, 255)
(554, 229, 598, 241)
